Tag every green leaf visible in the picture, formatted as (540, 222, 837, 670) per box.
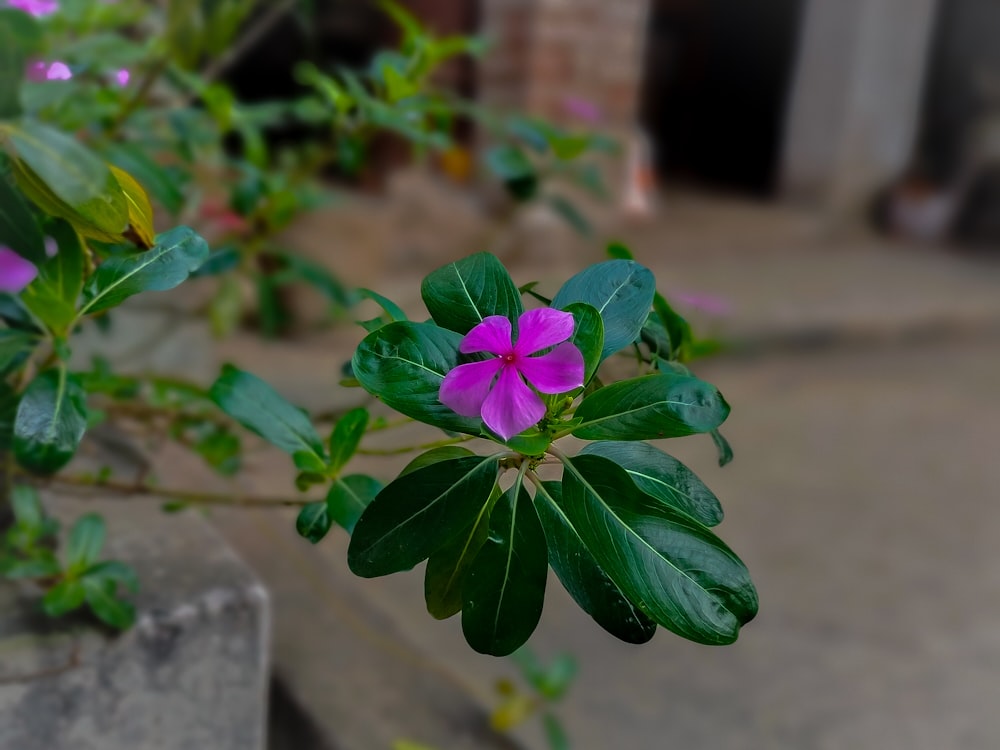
(103, 143, 186, 215)
(0, 381, 18, 452)
(581, 442, 723, 526)
(79, 226, 209, 315)
(462, 481, 547, 656)
(546, 194, 592, 237)
(560, 454, 757, 645)
(542, 713, 571, 750)
(711, 429, 734, 467)
(3, 121, 128, 238)
(0, 328, 39, 377)
(21, 220, 84, 334)
(67, 513, 105, 569)
(82, 560, 139, 593)
(357, 287, 408, 323)
(552, 260, 655, 360)
(424, 483, 500, 619)
(563, 302, 603, 385)
(326, 474, 382, 533)
(348, 455, 499, 577)
(14, 368, 88, 474)
(82, 576, 135, 629)
(209, 365, 326, 459)
(351, 321, 484, 436)
(484, 145, 534, 181)
(274, 251, 351, 310)
(573, 373, 730, 441)
(0, 10, 41, 118)
(328, 407, 369, 473)
(10, 484, 43, 530)
(43, 579, 86, 617)
(400, 446, 476, 476)
(652, 291, 692, 360)
(296, 502, 333, 544)
(0, 171, 46, 264)
(420, 252, 523, 335)
(534, 481, 656, 644)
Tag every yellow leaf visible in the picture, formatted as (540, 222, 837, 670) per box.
(109, 165, 155, 249)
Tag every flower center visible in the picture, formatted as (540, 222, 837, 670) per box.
(502, 352, 517, 364)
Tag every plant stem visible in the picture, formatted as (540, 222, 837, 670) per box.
(34, 473, 313, 508)
(356, 434, 475, 456)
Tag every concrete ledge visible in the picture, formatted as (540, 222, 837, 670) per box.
(0, 496, 270, 750)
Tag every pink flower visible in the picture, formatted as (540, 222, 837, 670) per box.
(26, 60, 72, 82)
(439, 309, 584, 440)
(0, 247, 38, 294)
(7, 0, 58, 16)
(114, 68, 130, 86)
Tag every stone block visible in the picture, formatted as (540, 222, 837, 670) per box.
(0, 496, 270, 750)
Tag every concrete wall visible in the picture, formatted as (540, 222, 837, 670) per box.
(780, 0, 940, 214)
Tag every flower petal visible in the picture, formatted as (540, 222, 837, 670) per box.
(514, 308, 576, 355)
(460, 315, 513, 355)
(481, 366, 546, 440)
(0, 248, 37, 294)
(439, 358, 502, 417)
(517, 342, 585, 394)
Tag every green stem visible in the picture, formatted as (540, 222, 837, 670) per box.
(30, 472, 314, 508)
(356, 434, 475, 456)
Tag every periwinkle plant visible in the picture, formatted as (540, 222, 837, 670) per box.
(339, 252, 758, 655)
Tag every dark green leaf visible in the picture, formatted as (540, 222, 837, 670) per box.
(484, 145, 534, 181)
(274, 251, 351, 310)
(43, 579, 86, 617)
(67, 513, 105, 569)
(209, 365, 326, 459)
(0, 10, 41, 118)
(348, 455, 499, 577)
(421, 252, 523, 335)
(711, 429, 734, 467)
(546, 194, 592, 237)
(542, 713, 571, 750)
(0, 171, 46, 264)
(424, 482, 500, 619)
(462, 481, 547, 656)
(652, 291, 692, 360)
(83, 576, 135, 629)
(563, 302, 603, 385)
(82, 560, 139, 593)
(534, 480, 656, 644)
(3, 554, 60, 579)
(191, 245, 241, 277)
(79, 226, 209, 315)
(296, 502, 332, 544)
(581, 442, 723, 526)
(293, 450, 327, 473)
(328, 407, 368, 473)
(4, 121, 128, 237)
(351, 321, 484, 436)
(10, 484, 43, 530)
(0, 381, 18, 451)
(561, 454, 757, 645)
(400, 445, 476, 476)
(606, 242, 632, 260)
(21, 220, 84, 334)
(573, 373, 730, 441)
(326, 474, 382, 533)
(0, 328, 39, 377)
(357, 287, 408, 323)
(14, 368, 88, 474)
(552, 260, 655, 360)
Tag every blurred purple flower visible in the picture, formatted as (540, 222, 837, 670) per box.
(114, 68, 130, 86)
(7, 0, 58, 16)
(26, 60, 72, 82)
(0, 248, 38, 294)
(563, 95, 602, 125)
(672, 291, 733, 317)
(439, 309, 584, 440)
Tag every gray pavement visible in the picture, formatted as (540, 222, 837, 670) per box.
(130, 195, 1000, 748)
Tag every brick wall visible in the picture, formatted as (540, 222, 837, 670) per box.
(479, 0, 651, 130)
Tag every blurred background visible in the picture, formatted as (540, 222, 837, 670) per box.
(11, 0, 1000, 748)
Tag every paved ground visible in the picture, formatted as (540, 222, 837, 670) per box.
(118, 194, 1000, 748)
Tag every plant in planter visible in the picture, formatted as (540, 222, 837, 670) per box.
(0, 5, 756, 747)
